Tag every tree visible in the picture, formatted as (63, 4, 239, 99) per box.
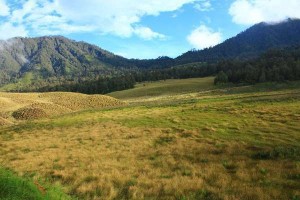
(214, 71, 228, 85)
(259, 69, 266, 83)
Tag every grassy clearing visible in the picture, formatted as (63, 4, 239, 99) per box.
(108, 77, 215, 100)
(0, 78, 300, 199)
(0, 72, 35, 92)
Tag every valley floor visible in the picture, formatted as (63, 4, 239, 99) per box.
(0, 78, 300, 200)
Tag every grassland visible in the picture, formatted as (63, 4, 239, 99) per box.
(0, 77, 300, 200)
(0, 92, 125, 124)
(108, 77, 215, 100)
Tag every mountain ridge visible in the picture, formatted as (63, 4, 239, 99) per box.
(0, 35, 135, 86)
(177, 18, 300, 64)
(1, 18, 300, 92)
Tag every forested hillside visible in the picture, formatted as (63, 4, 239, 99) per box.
(214, 47, 300, 84)
(0, 36, 135, 89)
(177, 18, 300, 64)
(1, 19, 300, 94)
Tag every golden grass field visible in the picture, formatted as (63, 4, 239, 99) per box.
(0, 78, 300, 200)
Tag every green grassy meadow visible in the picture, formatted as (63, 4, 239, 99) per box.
(108, 77, 215, 99)
(0, 77, 300, 199)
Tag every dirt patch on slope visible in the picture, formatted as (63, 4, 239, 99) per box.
(12, 107, 48, 120)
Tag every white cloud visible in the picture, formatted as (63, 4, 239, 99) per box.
(55, 0, 199, 39)
(194, 0, 212, 11)
(229, 0, 300, 25)
(133, 26, 165, 40)
(0, 23, 28, 40)
(11, 0, 37, 23)
(0, 0, 9, 16)
(8, 0, 82, 36)
(187, 25, 222, 49)
(0, 0, 201, 39)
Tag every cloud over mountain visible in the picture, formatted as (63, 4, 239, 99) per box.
(187, 25, 222, 49)
(229, 0, 300, 25)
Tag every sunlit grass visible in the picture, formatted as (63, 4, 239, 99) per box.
(0, 79, 300, 199)
(108, 76, 215, 100)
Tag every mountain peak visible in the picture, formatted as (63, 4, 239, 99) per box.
(177, 18, 300, 63)
(255, 18, 300, 26)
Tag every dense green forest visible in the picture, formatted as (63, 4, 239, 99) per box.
(214, 47, 300, 84)
(36, 75, 136, 94)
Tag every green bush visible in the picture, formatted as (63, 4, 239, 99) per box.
(214, 71, 228, 85)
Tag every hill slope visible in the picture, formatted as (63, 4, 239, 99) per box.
(0, 36, 134, 86)
(0, 92, 125, 123)
(108, 77, 215, 100)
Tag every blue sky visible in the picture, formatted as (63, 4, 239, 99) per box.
(0, 0, 299, 59)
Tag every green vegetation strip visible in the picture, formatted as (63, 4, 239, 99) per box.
(0, 167, 71, 200)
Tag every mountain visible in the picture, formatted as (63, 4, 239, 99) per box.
(0, 36, 135, 86)
(176, 18, 300, 64)
(1, 19, 300, 93)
